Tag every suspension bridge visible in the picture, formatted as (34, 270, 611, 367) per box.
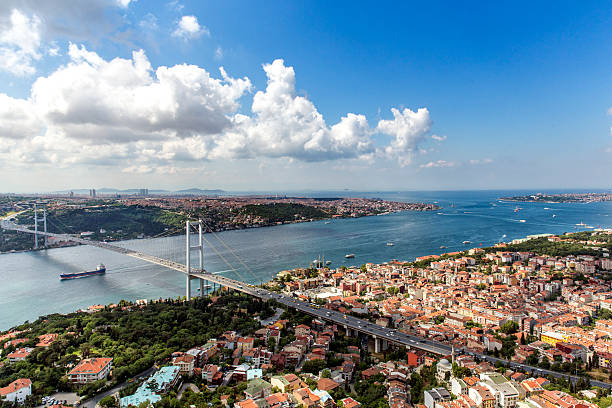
(3, 205, 612, 388)
(0, 205, 451, 354)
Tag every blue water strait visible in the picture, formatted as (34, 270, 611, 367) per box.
(1, 190, 611, 330)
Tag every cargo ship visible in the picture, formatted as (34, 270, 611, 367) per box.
(60, 264, 106, 280)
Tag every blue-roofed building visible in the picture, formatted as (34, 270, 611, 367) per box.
(120, 366, 180, 408)
(247, 368, 263, 381)
(313, 389, 334, 408)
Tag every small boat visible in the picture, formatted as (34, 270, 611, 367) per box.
(552, 214, 556, 218)
(324, 221, 331, 224)
(60, 264, 105, 280)
(544, 207, 551, 210)
(386, 242, 394, 246)
(514, 207, 519, 213)
(345, 254, 355, 259)
(440, 245, 446, 249)
(462, 240, 471, 244)
(576, 221, 586, 226)
(519, 219, 526, 223)
(325, 261, 332, 266)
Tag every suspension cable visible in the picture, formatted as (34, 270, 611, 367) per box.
(199, 220, 261, 283)
(198, 233, 256, 282)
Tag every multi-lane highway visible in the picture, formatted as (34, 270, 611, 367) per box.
(3, 218, 611, 388)
(194, 273, 452, 354)
(197, 274, 612, 388)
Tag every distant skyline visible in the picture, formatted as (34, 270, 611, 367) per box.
(0, 1, 611, 192)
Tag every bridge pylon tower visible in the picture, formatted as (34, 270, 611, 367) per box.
(33, 203, 47, 249)
(185, 219, 206, 301)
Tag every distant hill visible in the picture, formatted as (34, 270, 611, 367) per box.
(174, 188, 226, 195)
(49, 188, 226, 195)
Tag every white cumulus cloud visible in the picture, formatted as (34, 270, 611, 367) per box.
(173, 15, 209, 40)
(0, 9, 42, 76)
(0, 49, 436, 171)
(0, 93, 42, 138)
(377, 107, 432, 165)
(211, 59, 376, 162)
(31, 43, 251, 143)
(420, 160, 455, 168)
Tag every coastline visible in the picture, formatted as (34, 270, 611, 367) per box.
(499, 192, 612, 204)
(0, 204, 440, 255)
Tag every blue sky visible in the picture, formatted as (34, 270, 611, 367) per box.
(0, 1, 611, 192)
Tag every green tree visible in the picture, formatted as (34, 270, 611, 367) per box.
(302, 359, 326, 374)
(387, 287, 399, 296)
(498, 321, 519, 335)
(99, 395, 118, 408)
(267, 338, 276, 352)
(434, 315, 445, 325)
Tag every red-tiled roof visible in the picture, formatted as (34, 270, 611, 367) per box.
(0, 378, 31, 396)
(68, 358, 112, 375)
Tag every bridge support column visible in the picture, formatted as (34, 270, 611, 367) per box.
(198, 220, 204, 297)
(186, 275, 191, 300)
(374, 337, 381, 353)
(43, 206, 47, 248)
(186, 219, 206, 301)
(186, 220, 192, 301)
(34, 203, 38, 249)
